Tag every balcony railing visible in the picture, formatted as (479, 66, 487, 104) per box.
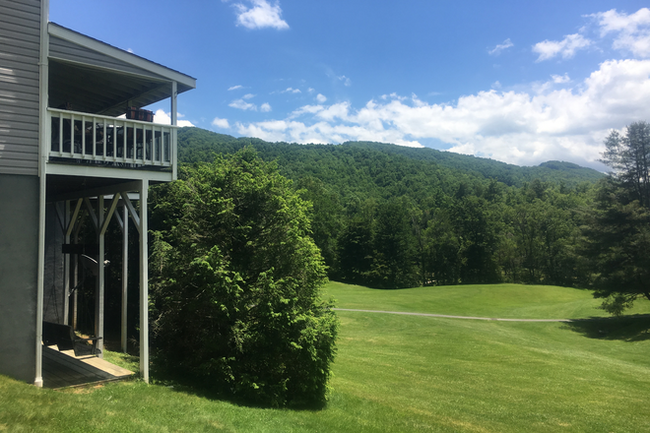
(47, 108, 176, 170)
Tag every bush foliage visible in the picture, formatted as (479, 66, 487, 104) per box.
(149, 148, 338, 407)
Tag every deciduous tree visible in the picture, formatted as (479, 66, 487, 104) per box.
(149, 148, 338, 407)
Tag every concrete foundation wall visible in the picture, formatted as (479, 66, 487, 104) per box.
(0, 173, 40, 383)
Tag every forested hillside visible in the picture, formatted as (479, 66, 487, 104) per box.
(174, 127, 603, 290)
(178, 127, 604, 189)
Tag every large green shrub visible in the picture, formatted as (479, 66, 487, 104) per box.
(149, 148, 338, 407)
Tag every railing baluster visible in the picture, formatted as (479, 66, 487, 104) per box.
(46, 108, 175, 170)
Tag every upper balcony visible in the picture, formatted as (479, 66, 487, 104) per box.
(43, 23, 196, 182)
(48, 107, 176, 172)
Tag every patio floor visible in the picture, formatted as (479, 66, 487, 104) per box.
(42, 345, 134, 389)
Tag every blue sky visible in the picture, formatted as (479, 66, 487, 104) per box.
(50, 1, 650, 169)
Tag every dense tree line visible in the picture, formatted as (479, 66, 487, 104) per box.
(177, 127, 601, 291)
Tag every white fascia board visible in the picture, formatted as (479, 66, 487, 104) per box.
(45, 162, 174, 183)
(48, 23, 196, 91)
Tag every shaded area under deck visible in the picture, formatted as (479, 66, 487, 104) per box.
(42, 345, 133, 389)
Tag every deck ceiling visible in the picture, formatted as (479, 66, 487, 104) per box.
(48, 59, 179, 117)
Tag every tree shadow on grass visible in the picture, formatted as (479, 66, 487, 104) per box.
(563, 315, 650, 342)
(149, 363, 328, 411)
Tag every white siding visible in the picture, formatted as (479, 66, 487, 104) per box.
(0, 0, 41, 176)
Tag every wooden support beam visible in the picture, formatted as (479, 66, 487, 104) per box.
(66, 199, 83, 238)
(139, 179, 149, 383)
(122, 204, 129, 353)
(84, 197, 98, 232)
(96, 196, 105, 358)
(122, 192, 141, 233)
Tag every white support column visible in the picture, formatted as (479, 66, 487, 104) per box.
(121, 203, 129, 353)
(72, 220, 81, 330)
(63, 201, 70, 325)
(96, 196, 105, 357)
(35, 0, 51, 388)
(35, 174, 46, 388)
(139, 179, 149, 383)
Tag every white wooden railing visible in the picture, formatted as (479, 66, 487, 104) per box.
(47, 108, 176, 170)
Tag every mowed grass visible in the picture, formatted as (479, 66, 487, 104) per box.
(2, 283, 650, 432)
(323, 281, 650, 319)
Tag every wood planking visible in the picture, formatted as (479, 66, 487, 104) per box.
(42, 346, 134, 389)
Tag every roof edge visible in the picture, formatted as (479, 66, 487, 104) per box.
(48, 22, 196, 92)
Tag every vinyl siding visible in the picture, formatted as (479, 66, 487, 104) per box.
(0, 0, 41, 176)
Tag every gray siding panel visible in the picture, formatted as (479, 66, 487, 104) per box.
(0, 0, 41, 177)
(0, 174, 39, 383)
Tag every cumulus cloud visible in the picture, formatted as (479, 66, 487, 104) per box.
(230, 0, 289, 30)
(533, 33, 592, 61)
(316, 93, 327, 103)
(283, 87, 301, 94)
(153, 109, 194, 127)
(260, 103, 272, 112)
(228, 85, 243, 91)
(231, 59, 650, 167)
(212, 117, 230, 129)
(552, 73, 571, 84)
(489, 38, 514, 55)
(229, 99, 257, 111)
(590, 8, 650, 57)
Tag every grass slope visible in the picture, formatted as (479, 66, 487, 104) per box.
(323, 281, 650, 319)
(2, 283, 649, 432)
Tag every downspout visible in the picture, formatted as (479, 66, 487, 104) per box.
(35, 0, 50, 388)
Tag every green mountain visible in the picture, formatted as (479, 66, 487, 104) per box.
(177, 127, 604, 188)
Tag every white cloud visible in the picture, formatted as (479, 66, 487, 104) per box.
(260, 103, 272, 112)
(243, 93, 256, 99)
(228, 85, 243, 91)
(153, 109, 194, 127)
(533, 33, 592, 61)
(489, 38, 514, 55)
(229, 99, 257, 111)
(212, 117, 230, 129)
(230, 59, 650, 167)
(552, 73, 571, 83)
(338, 75, 352, 86)
(283, 87, 301, 94)
(231, 0, 289, 30)
(590, 8, 650, 58)
(316, 93, 327, 103)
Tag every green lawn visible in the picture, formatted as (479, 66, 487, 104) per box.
(323, 281, 650, 319)
(2, 283, 650, 432)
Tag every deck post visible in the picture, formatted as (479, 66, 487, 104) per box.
(139, 180, 149, 383)
(96, 196, 105, 357)
(35, 0, 51, 388)
(63, 200, 70, 325)
(121, 203, 129, 353)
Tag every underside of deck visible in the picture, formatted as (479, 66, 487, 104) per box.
(42, 345, 134, 389)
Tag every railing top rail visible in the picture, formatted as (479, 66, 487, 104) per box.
(47, 107, 179, 128)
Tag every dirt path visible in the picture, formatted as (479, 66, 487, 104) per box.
(333, 308, 574, 322)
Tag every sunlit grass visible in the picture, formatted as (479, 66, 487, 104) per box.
(323, 281, 650, 319)
(1, 283, 649, 432)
